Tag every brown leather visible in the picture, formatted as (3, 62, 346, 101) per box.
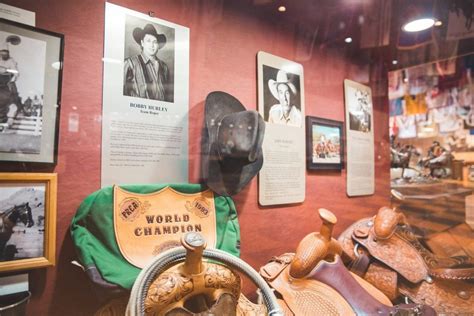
(395, 223, 474, 280)
(261, 209, 436, 316)
(307, 256, 436, 316)
(399, 278, 474, 315)
(165, 293, 237, 316)
(289, 208, 341, 278)
(261, 255, 356, 316)
(143, 233, 266, 316)
(376, 207, 474, 280)
(352, 219, 429, 284)
(373, 206, 407, 240)
(235, 294, 267, 316)
(364, 260, 399, 301)
(261, 254, 435, 316)
(145, 261, 241, 315)
(338, 208, 474, 315)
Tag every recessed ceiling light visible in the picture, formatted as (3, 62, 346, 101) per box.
(434, 20, 442, 26)
(392, 60, 398, 65)
(402, 18, 435, 32)
(278, 6, 286, 12)
(344, 37, 352, 43)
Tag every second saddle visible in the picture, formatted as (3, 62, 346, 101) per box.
(259, 208, 436, 315)
(338, 206, 474, 315)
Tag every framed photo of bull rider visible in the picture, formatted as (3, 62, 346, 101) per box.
(0, 18, 64, 164)
(306, 116, 344, 170)
(0, 173, 56, 272)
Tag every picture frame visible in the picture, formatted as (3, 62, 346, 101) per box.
(0, 18, 64, 164)
(306, 116, 344, 170)
(0, 173, 57, 272)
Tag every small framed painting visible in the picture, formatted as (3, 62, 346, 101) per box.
(0, 173, 57, 272)
(306, 116, 344, 170)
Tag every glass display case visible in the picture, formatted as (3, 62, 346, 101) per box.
(0, 0, 473, 315)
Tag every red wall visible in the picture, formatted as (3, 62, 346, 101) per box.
(1, 1, 390, 314)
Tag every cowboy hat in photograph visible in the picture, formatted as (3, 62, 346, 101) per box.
(268, 70, 297, 100)
(132, 24, 167, 49)
(202, 91, 265, 196)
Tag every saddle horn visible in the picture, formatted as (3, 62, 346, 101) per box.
(373, 206, 407, 240)
(289, 208, 342, 278)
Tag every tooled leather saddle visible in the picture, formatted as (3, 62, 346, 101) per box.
(141, 234, 266, 316)
(259, 208, 436, 316)
(338, 206, 474, 315)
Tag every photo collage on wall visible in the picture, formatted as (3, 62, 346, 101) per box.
(389, 55, 474, 152)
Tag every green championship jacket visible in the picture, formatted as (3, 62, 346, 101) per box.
(71, 184, 240, 290)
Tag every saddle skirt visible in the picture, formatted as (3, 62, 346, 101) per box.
(338, 207, 474, 314)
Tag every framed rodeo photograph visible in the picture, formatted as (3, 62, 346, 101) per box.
(306, 116, 344, 170)
(0, 173, 57, 272)
(0, 18, 64, 164)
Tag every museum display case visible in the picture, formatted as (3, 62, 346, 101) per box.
(0, 0, 473, 315)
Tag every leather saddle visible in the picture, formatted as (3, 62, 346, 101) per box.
(142, 235, 266, 316)
(338, 206, 474, 315)
(259, 208, 436, 316)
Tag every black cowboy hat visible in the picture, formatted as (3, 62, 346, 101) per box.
(132, 24, 166, 49)
(202, 92, 265, 196)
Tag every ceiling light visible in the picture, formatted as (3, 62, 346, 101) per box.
(402, 18, 435, 32)
(392, 60, 398, 65)
(278, 6, 286, 12)
(344, 37, 352, 43)
(434, 20, 442, 26)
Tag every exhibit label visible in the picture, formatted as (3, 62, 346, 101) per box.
(344, 79, 375, 196)
(257, 52, 306, 205)
(101, 3, 189, 187)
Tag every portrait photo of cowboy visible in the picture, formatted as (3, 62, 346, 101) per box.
(0, 30, 46, 154)
(123, 15, 175, 102)
(348, 88, 371, 133)
(262, 65, 302, 127)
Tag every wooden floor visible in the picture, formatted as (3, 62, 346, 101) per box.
(391, 180, 474, 258)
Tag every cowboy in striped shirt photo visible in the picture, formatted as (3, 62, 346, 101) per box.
(123, 21, 174, 102)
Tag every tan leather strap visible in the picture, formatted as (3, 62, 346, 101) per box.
(430, 267, 474, 280)
(348, 252, 370, 277)
(259, 253, 294, 282)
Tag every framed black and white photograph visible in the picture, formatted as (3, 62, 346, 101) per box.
(306, 116, 344, 170)
(347, 87, 372, 133)
(0, 18, 63, 164)
(262, 64, 302, 128)
(0, 173, 56, 272)
(123, 15, 175, 103)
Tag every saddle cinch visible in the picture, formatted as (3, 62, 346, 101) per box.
(127, 232, 283, 316)
(338, 206, 474, 315)
(259, 208, 436, 316)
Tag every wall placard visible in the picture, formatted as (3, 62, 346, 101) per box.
(344, 79, 375, 196)
(257, 51, 305, 206)
(101, 3, 189, 187)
